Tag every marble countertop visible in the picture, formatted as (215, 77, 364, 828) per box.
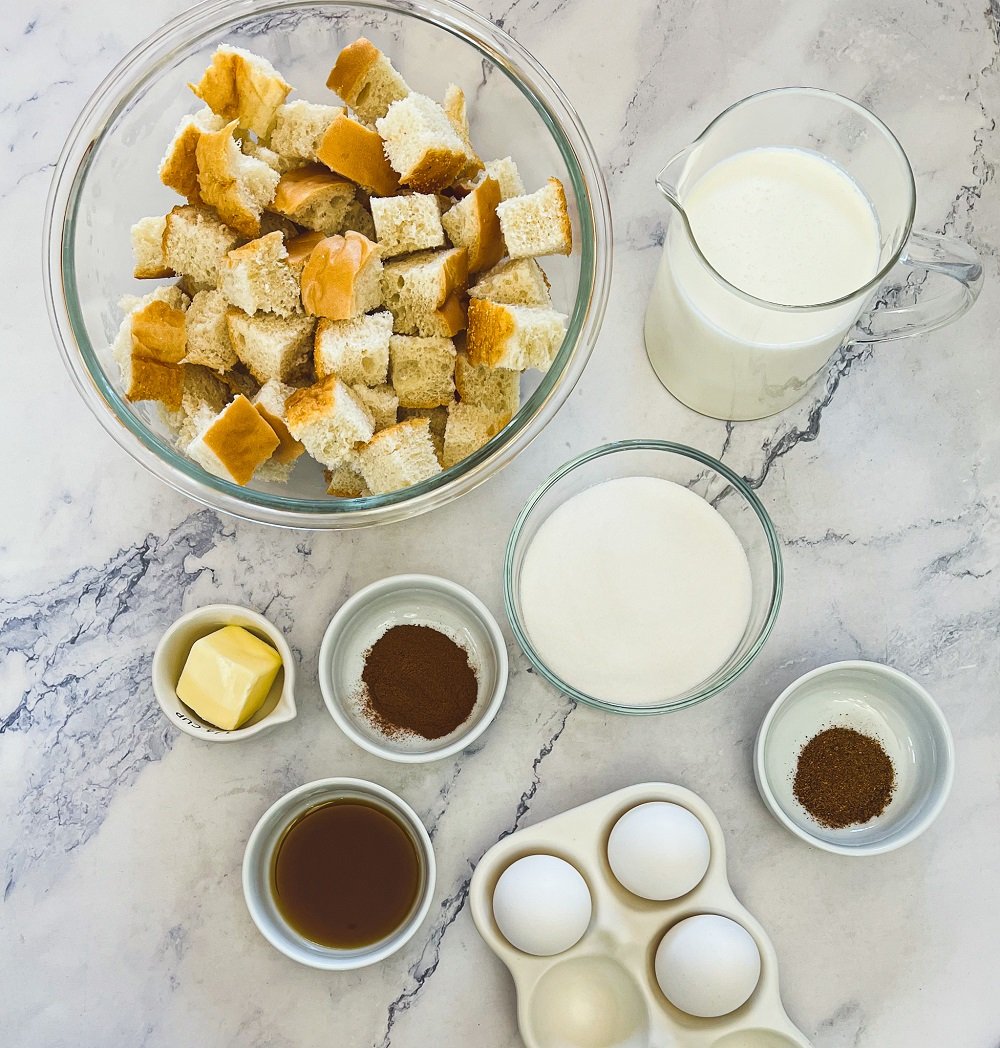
(4, 0, 1000, 1044)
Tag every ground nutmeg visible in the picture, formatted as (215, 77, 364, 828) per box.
(793, 725, 896, 829)
(360, 624, 479, 740)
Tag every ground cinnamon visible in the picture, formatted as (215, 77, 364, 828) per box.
(360, 624, 479, 740)
(793, 725, 896, 829)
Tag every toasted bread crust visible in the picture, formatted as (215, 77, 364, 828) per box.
(325, 37, 379, 100)
(442, 85, 483, 181)
(440, 247, 470, 302)
(465, 298, 515, 368)
(300, 231, 379, 320)
(285, 230, 327, 271)
(131, 300, 188, 363)
(473, 177, 503, 272)
(401, 146, 467, 194)
(126, 356, 185, 409)
(315, 113, 399, 196)
(159, 121, 204, 202)
(446, 176, 502, 273)
(134, 261, 175, 280)
(433, 292, 467, 337)
(202, 395, 280, 484)
(255, 403, 305, 464)
(285, 373, 341, 428)
(271, 164, 355, 217)
(547, 176, 573, 255)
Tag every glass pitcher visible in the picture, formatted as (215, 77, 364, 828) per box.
(643, 88, 983, 422)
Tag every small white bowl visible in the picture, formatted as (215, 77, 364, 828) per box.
(242, 778, 435, 970)
(152, 604, 296, 742)
(754, 661, 954, 855)
(319, 574, 509, 763)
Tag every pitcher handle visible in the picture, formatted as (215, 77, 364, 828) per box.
(852, 231, 983, 343)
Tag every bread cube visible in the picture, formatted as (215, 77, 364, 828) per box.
(189, 45, 291, 138)
(381, 247, 468, 332)
(316, 112, 399, 196)
(351, 383, 399, 431)
(314, 310, 393, 385)
(441, 176, 502, 273)
(226, 309, 315, 383)
(185, 394, 280, 485)
(466, 300, 568, 371)
(285, 374, 375, 467)
(112, 287, 189, 409)
(393, 292, 467, 338)
(270, 165, 356, 235)
(389, 334, 456, 408)
(468, 257, 551, 307)
(158, 107, 226, 203)
(185, 289, 239, 371)
(269, 100, 342, 164)
(196, 121, 280, 237)
(371, 193, 444, 257)
(300, 231, 383, 320)
(455, 350, 520, 417)
(398, 406, 448, 462)
(219, 232, 301, 317)
(482, 157, 525, 201)
(325, 456, 371, 498)
(357, 418, 442, 494)
(326, 37, 410, 125)
(130, 216, 173, 279)
(496, 178, 573, 258)
(163, 205, 242, 291)
(442, 402, 509, 469)
(376, 93, 468, 193)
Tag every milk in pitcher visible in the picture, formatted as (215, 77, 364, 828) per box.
(645, 147, 882, 420)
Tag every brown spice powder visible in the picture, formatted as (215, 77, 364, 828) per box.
(793, 726, 896, 829)
(360, 624, 479, 740)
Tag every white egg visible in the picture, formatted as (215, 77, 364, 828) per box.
(654, 914, 762, 1017)
(607, 802, 711, 901)
(492, 854, 592, 956)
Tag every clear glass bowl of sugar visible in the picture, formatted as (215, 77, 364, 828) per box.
(504, 441, 782, 715)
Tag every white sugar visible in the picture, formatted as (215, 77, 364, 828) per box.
(519, 477, 752, 705)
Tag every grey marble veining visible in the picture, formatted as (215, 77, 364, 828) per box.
(3, 0, 1000, 1045)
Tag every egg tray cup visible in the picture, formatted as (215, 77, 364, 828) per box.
(470, 783, 811, 1048)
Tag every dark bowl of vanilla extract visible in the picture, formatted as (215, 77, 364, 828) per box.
(242, 778, 436, 969)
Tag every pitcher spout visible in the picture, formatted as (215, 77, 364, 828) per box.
(655, 146, 695, 211)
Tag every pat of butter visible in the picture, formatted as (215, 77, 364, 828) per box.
(175, 625, 282, 730)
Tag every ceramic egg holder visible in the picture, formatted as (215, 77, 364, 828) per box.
(470, 783, 810, 1048)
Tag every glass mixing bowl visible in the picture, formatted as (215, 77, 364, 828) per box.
(504, 441, 783, 714)
(44, 0, 612, 529)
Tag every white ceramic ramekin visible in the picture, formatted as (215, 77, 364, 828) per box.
(242, 778, 435, 969)
(754, 660, 954, 855)
(152, 604, 296, 742)
(319, 574, 509, 763)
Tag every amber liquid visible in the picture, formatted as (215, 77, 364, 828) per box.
(271, 799, 421, 949)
